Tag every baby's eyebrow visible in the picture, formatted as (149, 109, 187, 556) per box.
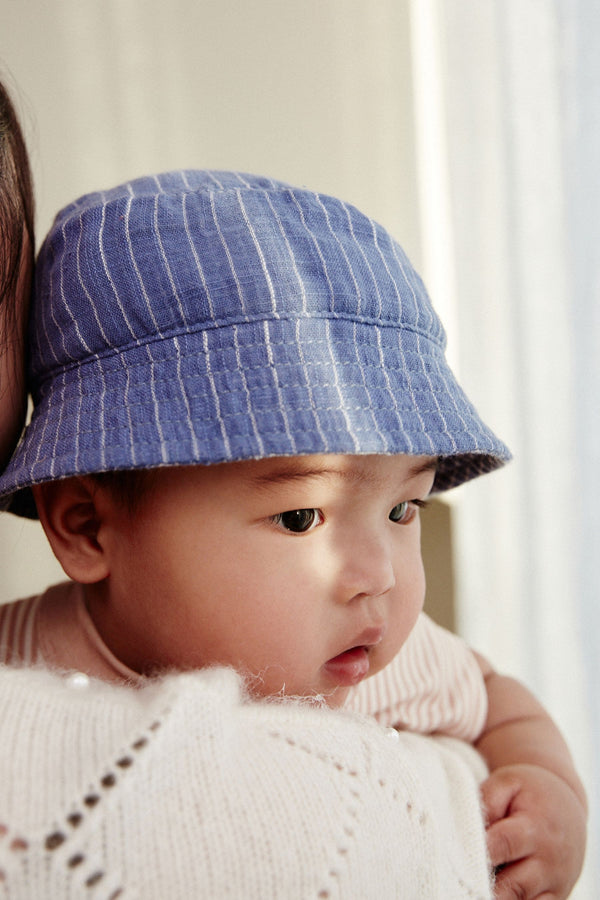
(249, 465, 341, 488)
(407, 458, 439, 480)
(249, 458, 438, 490)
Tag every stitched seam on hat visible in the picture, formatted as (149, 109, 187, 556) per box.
(32, 370, 462, 409)
(27, 365, 482, 426)
(32, 311, 445, 382)
(28, 421, 479, 445)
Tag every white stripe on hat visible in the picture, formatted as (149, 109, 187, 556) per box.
(210, 192, 248, 320)
(434, 353, 482, 450)
(202, 329, 232, 459)
(76, 214, 111, 347)
(264, 191, 309, 315)
(153, 175, 189, 328)
(341, 201, 383, 308)
(174, 335, 200, 459)
(237, 190, 278, 316)
(40, 234, 61, 367)
(390, 239, 431, 337)
(288, 190, 337, 313)
(59, 220, 91, 358)
(325, 318, 359, 453)
(352, 320, 389, 453)
(125, 190, 164, 338)
(262, 321, 297, 454)
(232, 323, 265, 457)
(98, 196, 138, 342)
(295, 319, 330, 452)
(415, 330, 458, 452)
(95, 357, 109, 470)
(182, 191, 216, 322)
(145, 342, 169, 463)
(120, 350, 137, 466)
(316, 193, 362, 316)
(30, 379, 54, 478)
(48, 370, 67, 478)
(382, 328, 431, 454)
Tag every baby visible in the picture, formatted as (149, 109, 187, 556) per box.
(0, 171, 586, 897)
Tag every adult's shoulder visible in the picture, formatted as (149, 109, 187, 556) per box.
(0, 665, 492, 898)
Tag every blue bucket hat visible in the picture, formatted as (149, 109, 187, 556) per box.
(0, 170, 510, 517)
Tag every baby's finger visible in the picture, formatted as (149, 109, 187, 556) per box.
(486, 813, 536, 868)
(480, 773, 521, 825)
(493, 857, 547, 900)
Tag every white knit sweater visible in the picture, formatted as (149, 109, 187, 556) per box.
(0, 665, 493, 898)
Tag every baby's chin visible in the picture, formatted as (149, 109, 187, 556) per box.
(243, 672, 351, 709)
(323, 687, 351, 709)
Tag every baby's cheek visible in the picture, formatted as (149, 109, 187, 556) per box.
(375, 612, 419, 673)
(367, 643, 399, 682)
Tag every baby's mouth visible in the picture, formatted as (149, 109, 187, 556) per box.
(323, 646, 372, 685)
(323, 625, 385, 686)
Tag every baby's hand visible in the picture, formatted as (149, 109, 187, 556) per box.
(481, 763, 587, 899)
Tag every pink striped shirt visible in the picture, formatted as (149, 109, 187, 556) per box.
(0, 581, 486, 741)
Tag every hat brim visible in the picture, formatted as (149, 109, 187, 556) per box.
(0, 316, 510, 518)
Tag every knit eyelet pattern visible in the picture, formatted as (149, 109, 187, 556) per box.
(0, 707, 166, 898)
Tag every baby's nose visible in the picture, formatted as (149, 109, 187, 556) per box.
(337, 533, 396, 602)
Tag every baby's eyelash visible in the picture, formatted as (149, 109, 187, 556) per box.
(389, 497, 429, 524)
(271, 508, 323, 534)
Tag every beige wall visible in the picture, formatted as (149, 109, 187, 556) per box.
(0, 1, 427, 605)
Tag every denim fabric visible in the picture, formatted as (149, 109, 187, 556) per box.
(0, 170, 510, 516)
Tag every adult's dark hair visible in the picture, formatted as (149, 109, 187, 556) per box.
(0, 77, 35, 476)
(0, 78, 34, 323)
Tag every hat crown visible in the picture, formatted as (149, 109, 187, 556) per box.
(31, 170, 444, 390)
(0, 169, 510, 517)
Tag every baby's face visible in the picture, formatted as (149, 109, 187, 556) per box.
(90, 453, 436, 707)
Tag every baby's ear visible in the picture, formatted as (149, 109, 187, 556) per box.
(32, 477, 109, 583)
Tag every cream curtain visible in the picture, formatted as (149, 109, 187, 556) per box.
(410, 1, 598, 892)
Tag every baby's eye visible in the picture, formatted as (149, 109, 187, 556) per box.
(272, 508, 323, 534)
(389, 500, 426, 524)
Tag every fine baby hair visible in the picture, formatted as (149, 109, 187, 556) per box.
(0, 169, 509, 514)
